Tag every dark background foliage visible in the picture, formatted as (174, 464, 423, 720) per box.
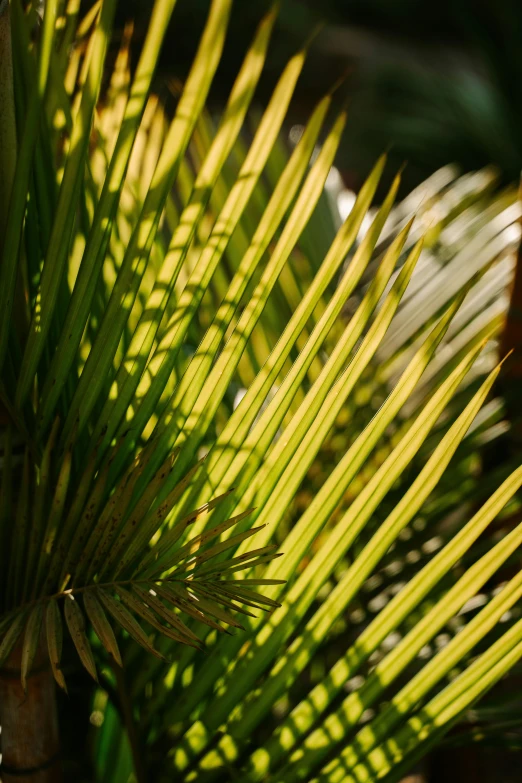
(110, 0, 522, 196)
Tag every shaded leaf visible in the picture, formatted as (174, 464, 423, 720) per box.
(131, 584, 202, 646)
(21, 604, 44, 692)
(154, 583, 227, 633)
(64, 595, 97, 682)
(46, 600, 66, 692)
(97, 588, 165, 660)
(0, 612, 27, 668)
(83, 590, 122, 667)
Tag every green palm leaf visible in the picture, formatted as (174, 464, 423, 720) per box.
(0, 1, 521, 782)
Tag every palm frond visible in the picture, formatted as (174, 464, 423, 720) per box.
(1, 1, 521, 782)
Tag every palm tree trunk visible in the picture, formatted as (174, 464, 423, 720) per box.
(0, 640, 62, 783)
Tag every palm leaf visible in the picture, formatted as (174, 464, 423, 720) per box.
(1, 2, 521, 782)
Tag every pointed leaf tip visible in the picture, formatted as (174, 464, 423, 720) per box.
(46, 601, 66, 692)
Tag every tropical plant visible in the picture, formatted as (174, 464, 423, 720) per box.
(1, 1, 522, 782)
